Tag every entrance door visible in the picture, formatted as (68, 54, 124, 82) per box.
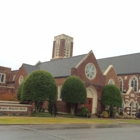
(84, 98, 92, 113)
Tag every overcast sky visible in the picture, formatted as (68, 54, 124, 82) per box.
(0, 0, 140, 70)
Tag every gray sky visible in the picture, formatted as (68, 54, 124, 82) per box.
(0, 0, 140, 70)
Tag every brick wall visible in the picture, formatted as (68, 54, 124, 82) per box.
(14, 65, 27, 92)
(105, 66, 120, 88)
(118, 74, 140, 92)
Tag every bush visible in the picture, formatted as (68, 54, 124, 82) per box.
(79, 107, 89, 117)
(102, 111, 109, 118)
(119, 111, 123, 116)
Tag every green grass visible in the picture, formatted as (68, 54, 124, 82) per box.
(0, 116, 140, 125)
(31, 112, 52, 117)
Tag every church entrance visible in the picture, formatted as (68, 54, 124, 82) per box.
(84, 98, 93, 113)
(85, 86, 97, 114)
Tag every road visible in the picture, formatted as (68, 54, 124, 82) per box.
(0, 124, 140, 140)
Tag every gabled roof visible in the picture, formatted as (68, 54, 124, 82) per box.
(97, 52, 140, 75)
(23, 54, 87, 77)
(37, 54, 86, 78)
(23, 64, 39, 74)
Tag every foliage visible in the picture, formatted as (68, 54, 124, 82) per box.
(119, 111, 123, 116)
(17, 82, 24, 101)
(101, 85, 122, 107)
(102, 111, 109, 118)
(61, 76, 87, 115)
(79, 107, 89, 117)
(61, 76, 87, 104)
(101, 85, 122, 117)
(21, 70, 57, 113)
(31, 112, 52, 117)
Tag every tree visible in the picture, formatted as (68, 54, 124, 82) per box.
(21, 70, 57, 113)
(17, 82, 24, 101)
(61, 76, 87, 115)
(101, 85, 122, 117)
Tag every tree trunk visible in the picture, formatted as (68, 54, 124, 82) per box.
(70, 103, 75, 115)
(35, 101, 40, 113)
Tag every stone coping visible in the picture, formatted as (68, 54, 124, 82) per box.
(0, 101, 20, 104)
(0, 103, 32, 107)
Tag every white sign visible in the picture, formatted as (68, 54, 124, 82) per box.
(0, 106, 27, 112)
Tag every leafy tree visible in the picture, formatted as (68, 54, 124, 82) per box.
(17, 82, 24, 101)
(101, 85, 122, 117)
(61, 76, 87, 115)
(21, 70, 57, 113)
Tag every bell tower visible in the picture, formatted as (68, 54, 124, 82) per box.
(52, 34, 73, 60)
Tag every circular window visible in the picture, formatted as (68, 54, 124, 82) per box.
(19, 76, 24, 85)
(85, 63, 96, 80)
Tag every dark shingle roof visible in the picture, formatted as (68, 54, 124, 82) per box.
(37, 54, 86, 77)
(97, 52, 140, 75)
(23, 64, 39, 74)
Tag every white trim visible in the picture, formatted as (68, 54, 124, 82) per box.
(85, 63, 96, 80)
(103, 65, 113, 75)
(129, 99, 135, 107)
(125, 87, 133, 95)
(0, 101, 20, 104)
(118, 77, 123, 92)
(57, 85, 62, 101)
(86, 86, 97, 114)
(0, 86, 14, 89)
(75, 50, 93, 69)
(0, 103, 32, 107)
(129, 75, 139, 92)
(19, 75, 24, 85)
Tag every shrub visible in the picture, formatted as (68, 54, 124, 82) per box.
(119, 111, 123, 116)
(79, 107, 89, 117)
(61, 76, 87, 115)
(102, 111, 109, 118)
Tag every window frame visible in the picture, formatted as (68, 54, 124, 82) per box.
(108, 79, 115, 85)
(0, 73, 5, 83)
(119, 77, 123, 92)
(129, 76, 138, 92)
(57, 86, 62, 101)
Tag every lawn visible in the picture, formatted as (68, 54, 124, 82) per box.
(0, 116, 140, 125)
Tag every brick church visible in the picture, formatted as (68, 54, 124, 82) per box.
(0, 34, 140, 116)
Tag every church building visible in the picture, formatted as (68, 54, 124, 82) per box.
(0, 34, 140, 116)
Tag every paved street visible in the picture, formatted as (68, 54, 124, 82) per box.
(0, 124, 140, 140)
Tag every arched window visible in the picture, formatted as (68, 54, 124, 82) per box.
(57, 86, 62, 101)
(129, 76, 138, 92)
(119, 77, 123, 92)
(108, 79, 115, 85)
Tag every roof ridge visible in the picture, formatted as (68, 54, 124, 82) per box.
(41, 54, 87, 64)
(23, 63, 38, 67)
(97, 52, 140, 60)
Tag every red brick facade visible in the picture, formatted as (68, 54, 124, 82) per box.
(104, 66, 120, 88)
(14, 65, 27, 92)
(0, 66, 15, 95)
(1, 34, 140, 116)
